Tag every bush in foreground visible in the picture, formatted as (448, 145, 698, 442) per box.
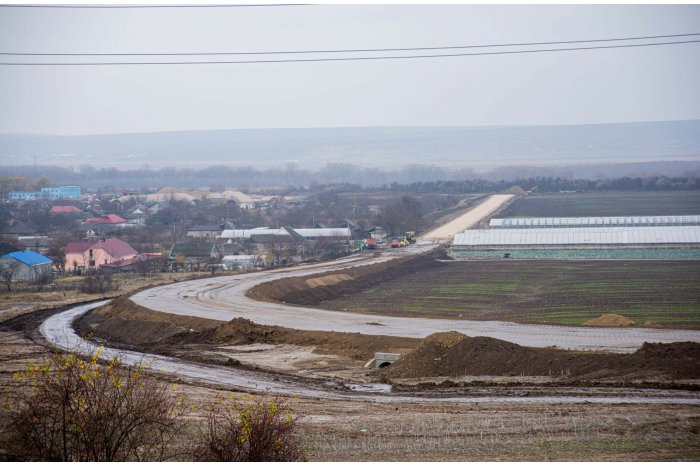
(192, 396, 307, 462)
(3, 349, 185, 461)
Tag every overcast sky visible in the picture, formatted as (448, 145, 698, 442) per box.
(1, 4, 699, 135)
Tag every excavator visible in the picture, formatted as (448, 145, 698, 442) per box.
(391, 230, 416, 248)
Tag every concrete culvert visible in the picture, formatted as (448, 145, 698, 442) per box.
(370, 352, 401, 369)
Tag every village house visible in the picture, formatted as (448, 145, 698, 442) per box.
(101, 253, 163, 273)
(49, 205, 82, 214)
(65, 238, 138, 272)
(168, 242, 220, 271)
(186, 224, 224, 240)
(0, 221, 43, 241)
(0, 250, 53, 282)
(85, 214, 127, 225)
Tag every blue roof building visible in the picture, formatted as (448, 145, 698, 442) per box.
(3, 250, 52, 266)
(0, 250, 53, 282)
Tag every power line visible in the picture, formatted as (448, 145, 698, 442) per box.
(2, 32, 699, 56)
(1, 39, 698, 66)
(0, 3, 307, 8)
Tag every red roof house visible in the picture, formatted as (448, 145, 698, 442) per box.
(65, 238, 137, 271)
(85, 214, 126, 224)
(50, 205, 82, 214)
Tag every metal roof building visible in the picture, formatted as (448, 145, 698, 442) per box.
(453, 226, 700, 249)
(490, 215, 700, 229)
(222, 227, 350, 240)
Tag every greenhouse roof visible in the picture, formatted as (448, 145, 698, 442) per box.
(490, 215, 700, 229)
(453, 226, 700, 247)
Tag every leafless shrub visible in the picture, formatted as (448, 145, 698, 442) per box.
(2, 349, 186, 461)
(192, 396, 307, 462)
(34, 268, 54, 291)
(79, 269, 118, 294)
(0, 260, 20, 292)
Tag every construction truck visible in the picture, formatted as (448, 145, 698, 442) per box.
(405, 230, 417, 244)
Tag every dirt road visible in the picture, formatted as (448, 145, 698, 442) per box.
(38, 301, 700, 405)
(421, 193, 513, 239)
(123, 193, 700, 353)
(128, 246, 700, 353)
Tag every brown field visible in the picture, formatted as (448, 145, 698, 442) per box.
(320, 260, 700, 328)
(498, 191, 700, 217)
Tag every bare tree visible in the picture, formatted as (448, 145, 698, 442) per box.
(0, 260, 20, 292)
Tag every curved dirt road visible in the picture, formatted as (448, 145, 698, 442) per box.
(37, 194, 700, 404)
(39, 301, 700, 405)
(130, 248, 700, 353)
(128, 193, 700, 353)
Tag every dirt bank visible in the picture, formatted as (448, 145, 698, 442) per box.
(78, 297, 221, 347)
(162, 317, 418, 361)
(387, 332, 700, 380)
(78, 297, 700, 385)
(247, 250, 446, 307)
(78, 296, 419, 361)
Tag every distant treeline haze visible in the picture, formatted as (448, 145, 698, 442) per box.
(1, 162, 699, 193)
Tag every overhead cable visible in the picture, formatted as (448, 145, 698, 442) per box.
(1, 39, 698, 66)
(2, 32, 699, 56)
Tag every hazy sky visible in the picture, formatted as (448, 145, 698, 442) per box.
(1, 4, 699, 135)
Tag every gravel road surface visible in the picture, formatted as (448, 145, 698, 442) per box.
(128, 193, 700, 353)
(130, 248, 700, 353)
(421, 194, 513, 239)
(39, 301, 700, 405)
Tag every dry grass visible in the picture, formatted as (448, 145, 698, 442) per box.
(0, 271, 215, 322)
(302, 407, 700, 461)
(1, 324, 698, 462)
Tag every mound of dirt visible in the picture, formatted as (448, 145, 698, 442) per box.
(388, 331, 700, 380)
(306, 274, 353, 288)
(634, 341, 700, 360)
(77, 296, 219, 346)
(163, 317, 418, 361)
(583, 314, 635, 327)
(80, 298, 419, 361)
(388, 332, 543, 379)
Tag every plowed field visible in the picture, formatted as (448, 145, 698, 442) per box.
(320, 260, 700, 328)
(498, 191, 700, 217)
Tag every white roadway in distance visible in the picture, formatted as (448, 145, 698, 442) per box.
(129, 194, 700, 353)
(421, 194, 513, 240)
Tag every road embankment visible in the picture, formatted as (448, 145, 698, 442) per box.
(247, 249, 446, 306)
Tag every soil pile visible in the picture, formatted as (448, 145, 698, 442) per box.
(248, 251, 445, 306)
(79, 297, 419, 360)
(388, 332, 700, 380)
(583, 314, 635, 327)
(306, 274, 353, 289)
(163, 317, 418, 361)
(78, 296, 219, 346)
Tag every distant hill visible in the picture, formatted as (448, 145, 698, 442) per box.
(1, 120, 699, 169)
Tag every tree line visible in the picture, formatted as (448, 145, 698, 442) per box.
(1, 162, 698, 192)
